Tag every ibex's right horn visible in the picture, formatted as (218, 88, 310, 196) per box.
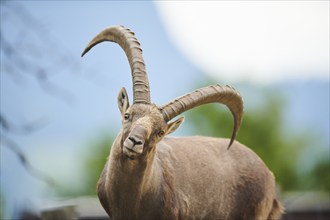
(82, 25, 151, 104)
(160, 85, 244, 149)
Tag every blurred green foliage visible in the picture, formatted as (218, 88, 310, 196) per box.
(56, 133, 115, 197)
(303, 157, 330, 191)
(80, 134, 115, 195)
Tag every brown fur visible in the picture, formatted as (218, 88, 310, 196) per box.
(98, 133, 284, 219)
(96, 91, 284, 220)
(160, 162, 179, 220)
(96, 161, 111, 217)
(268, 199, 285, 220)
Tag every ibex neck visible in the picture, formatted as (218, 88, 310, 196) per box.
(105, 135, 162, 219)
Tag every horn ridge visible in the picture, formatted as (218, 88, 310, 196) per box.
(81, 25, 150, 104)
(160, 84, 244, 148)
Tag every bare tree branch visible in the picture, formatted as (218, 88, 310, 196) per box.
(1, 135, 58, 188)
(0, 113, 55, 187)
(0, 113, 48, 135)
(1, 3, 76, 105)
(0, 2, 109, 189)
(1, 2, 77, 187)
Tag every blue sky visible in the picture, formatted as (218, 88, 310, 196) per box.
(1, 1, 329, 218)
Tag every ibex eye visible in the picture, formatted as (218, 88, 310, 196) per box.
(158, 130, 164, 137)
(124, 113, 130, 120)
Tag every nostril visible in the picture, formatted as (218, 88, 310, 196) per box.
(129, 136, 143, 145)
(128, 137, 135, 144)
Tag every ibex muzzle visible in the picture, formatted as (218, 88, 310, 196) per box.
(123, 121, 149, 158)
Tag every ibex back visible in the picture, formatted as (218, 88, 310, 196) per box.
(82, 25, 284, 220)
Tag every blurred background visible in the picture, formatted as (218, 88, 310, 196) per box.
(1, 1, 329, 219)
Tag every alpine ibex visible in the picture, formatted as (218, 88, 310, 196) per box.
(82, 25, 284, 220)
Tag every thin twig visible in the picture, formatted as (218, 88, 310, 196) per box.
(1, 135, 58, 188)
(0, 113, 48, 135)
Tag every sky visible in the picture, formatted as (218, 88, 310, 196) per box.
(0, 1, 329, 218)
(156, 1, 329, 84)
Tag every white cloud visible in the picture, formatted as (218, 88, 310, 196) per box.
(156, 1, 329, 84)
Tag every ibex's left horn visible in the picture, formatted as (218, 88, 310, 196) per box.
(160, 84, 244, 149)
(82, 25, 151, 104)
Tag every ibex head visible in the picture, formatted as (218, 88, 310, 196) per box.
(82, 25, 244, 160)
(117, 88, 184, 159)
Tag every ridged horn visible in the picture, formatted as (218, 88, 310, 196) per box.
(81, 25, 151, 104)
(160, 84, 244, 149)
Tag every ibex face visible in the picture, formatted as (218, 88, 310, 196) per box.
(118, 87, 184, 160)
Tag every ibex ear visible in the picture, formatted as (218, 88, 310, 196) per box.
(165, 117, 185, 136)
(118, 87, 130, 115)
